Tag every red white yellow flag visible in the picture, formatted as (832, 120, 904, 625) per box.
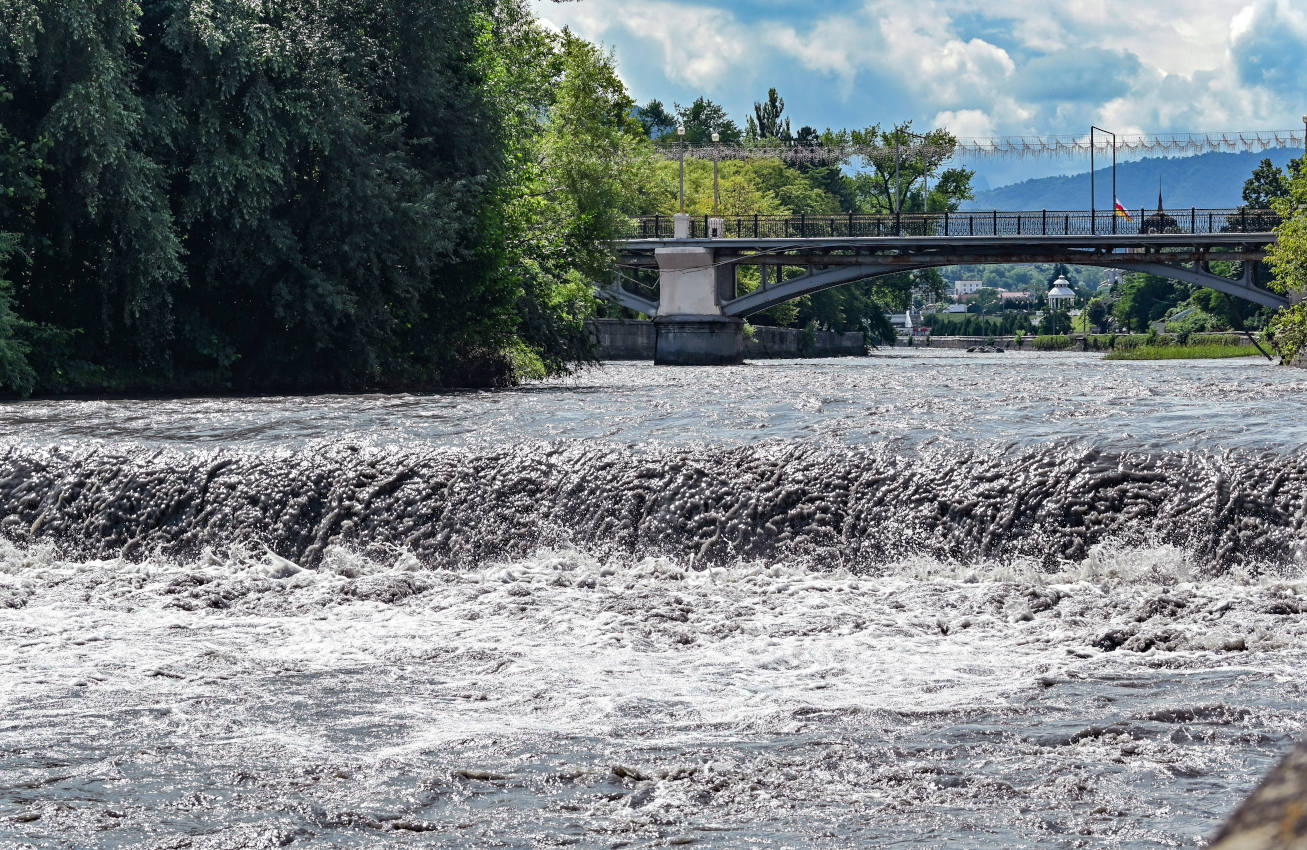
(1114, 199, 1133, 221)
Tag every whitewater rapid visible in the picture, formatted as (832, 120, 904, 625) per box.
(2, 351, 1305, 848)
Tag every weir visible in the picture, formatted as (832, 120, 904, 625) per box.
(599, 209, 1286, 366)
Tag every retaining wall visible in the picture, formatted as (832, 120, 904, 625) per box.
(589, 319, 865, 360)
(902, 333, 1268, 352)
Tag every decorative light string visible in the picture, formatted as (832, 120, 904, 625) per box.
(660, 130, 1307, 162)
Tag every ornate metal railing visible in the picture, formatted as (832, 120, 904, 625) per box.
(625, 208, 1281, 240)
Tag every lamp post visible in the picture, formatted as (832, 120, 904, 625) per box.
(1090, 126, 1116, 235)
(676, 125, 686, 213)
(711, 131, 720, 213)
(904, 129, 931, 230)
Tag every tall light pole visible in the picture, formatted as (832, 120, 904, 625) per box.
(676, 125, 686, 213)
(904, 129, 931, 217)
(1301, 115, 1306, 166)
(711, 131, 720, 213)
(1090, 126, 1116, 235)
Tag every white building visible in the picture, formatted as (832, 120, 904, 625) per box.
(953, 279, 983, 298)
(1047, 275, 1076, 311)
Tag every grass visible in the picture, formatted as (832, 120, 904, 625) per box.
(1102, 343, 1262, 361)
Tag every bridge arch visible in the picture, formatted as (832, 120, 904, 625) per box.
(719, 256, 1286, 317)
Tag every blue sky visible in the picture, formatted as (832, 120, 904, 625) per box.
(531, 0, 1307, 185)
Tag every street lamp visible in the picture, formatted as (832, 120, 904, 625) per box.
(904, 129, 931, 226)
(711, 131, 720, 213)
(1090, 126, 1116, 235)
(676, 125, 686, 213)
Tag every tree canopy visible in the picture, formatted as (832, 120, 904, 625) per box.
(0, 0, 648, 395)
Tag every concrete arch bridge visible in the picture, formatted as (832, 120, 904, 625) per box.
(598, 209, 1286, 364)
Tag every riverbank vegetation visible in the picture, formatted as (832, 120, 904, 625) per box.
(1103, 344, 1262, 361)
(1265, 163, 1307, 365)
(1, 3, 982, 396)
(0, 0, 651, 396)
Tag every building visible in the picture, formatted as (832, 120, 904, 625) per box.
(953, 279, 983, 299)
(1047, 275, 1076, 311)
(999, 290, 1033, 306)
(1097, 269, 1123, 292)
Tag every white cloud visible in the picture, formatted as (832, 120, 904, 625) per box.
(532, 0, 754, 89)
(932, 109, 997, 139)
(530, 0, 1307, 138)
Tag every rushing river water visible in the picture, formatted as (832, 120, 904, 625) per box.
(3, 349, 1307, 848)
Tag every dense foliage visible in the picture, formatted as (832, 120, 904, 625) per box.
(0, 0, 642, 395)
(1266, 167, 1307, 364)
(618, 91, 977, 338)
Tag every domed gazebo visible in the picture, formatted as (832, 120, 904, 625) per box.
(1047, 275, 1076, 312)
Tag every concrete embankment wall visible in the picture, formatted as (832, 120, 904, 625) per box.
(902, 333, 1269, 351)
(589, 319, 865, 360)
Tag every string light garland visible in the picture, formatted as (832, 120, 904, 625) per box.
(659, 130, 1307, 162)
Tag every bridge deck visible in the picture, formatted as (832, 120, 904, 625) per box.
(621, 232, 1274, 250)
(626, 208, 1278, 241)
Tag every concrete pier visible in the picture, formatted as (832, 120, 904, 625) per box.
(653, 316, 744, 365)
(652, 245, 743, 365)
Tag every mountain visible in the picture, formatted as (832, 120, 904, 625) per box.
(963, 149, 1301, 212)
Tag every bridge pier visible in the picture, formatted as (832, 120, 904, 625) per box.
(654, 315, 744, 365)
(653, 245, 743, 365)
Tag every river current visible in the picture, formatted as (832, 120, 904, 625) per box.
(3, 349, 1307, 848)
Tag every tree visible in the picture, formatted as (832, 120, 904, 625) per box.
(973, 287, 1000, 315)
(1241, 157, 1303, 209)
(1265, 167, 1307, 363)
(1086, 298, 1108, 331)
(749, 88, 791, 142)
(0, 0, 639, 394)
(1112, 273, 1190, 332)
(0, 234, 35, 395)
(634, 99, 677, 140)
(1038, 311, 1071, 335)
(849, 123, 973, 214)
(673, 97, 742, 146)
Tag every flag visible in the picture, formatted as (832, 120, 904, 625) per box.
(1114, 199, 1133, 221)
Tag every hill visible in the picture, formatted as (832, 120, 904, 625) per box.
(964, 149, 1301, 211)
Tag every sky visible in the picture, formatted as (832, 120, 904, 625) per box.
(530, 0, 1307, 185)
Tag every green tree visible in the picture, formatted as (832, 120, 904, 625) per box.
(1086, 298, 1108, 331)
(747, 88, 791, 142)
(0, 233, 35, 395)
(673, 97, 742, 146)
(973, 287, 1000, 315)
(635, 99, 677, 140)
(1241, 157, 1303, 209)
(0, 0, 637, 393)
(848, 123, 974, 215)
(1112, 273, 1190, 332)
(1265, 167, 1307, 363)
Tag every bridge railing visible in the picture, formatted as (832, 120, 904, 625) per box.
(626, 208, 1280, 240)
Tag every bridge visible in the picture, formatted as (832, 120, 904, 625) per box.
(597, 208, 1286, 365)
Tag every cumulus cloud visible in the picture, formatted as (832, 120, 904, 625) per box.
(1229, 0, 1307, 96)
(530, 0, 1306, 139)
(1012, 49, 1143, 104)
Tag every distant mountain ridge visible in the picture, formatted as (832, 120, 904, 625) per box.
(963, 149, 1300, 212)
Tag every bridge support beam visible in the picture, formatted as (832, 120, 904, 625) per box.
(653, 246, 743, 365)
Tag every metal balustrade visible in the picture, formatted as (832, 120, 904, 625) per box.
(627, 209, 1280, 240)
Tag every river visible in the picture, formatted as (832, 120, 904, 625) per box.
(2, 349, 1306, 848)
